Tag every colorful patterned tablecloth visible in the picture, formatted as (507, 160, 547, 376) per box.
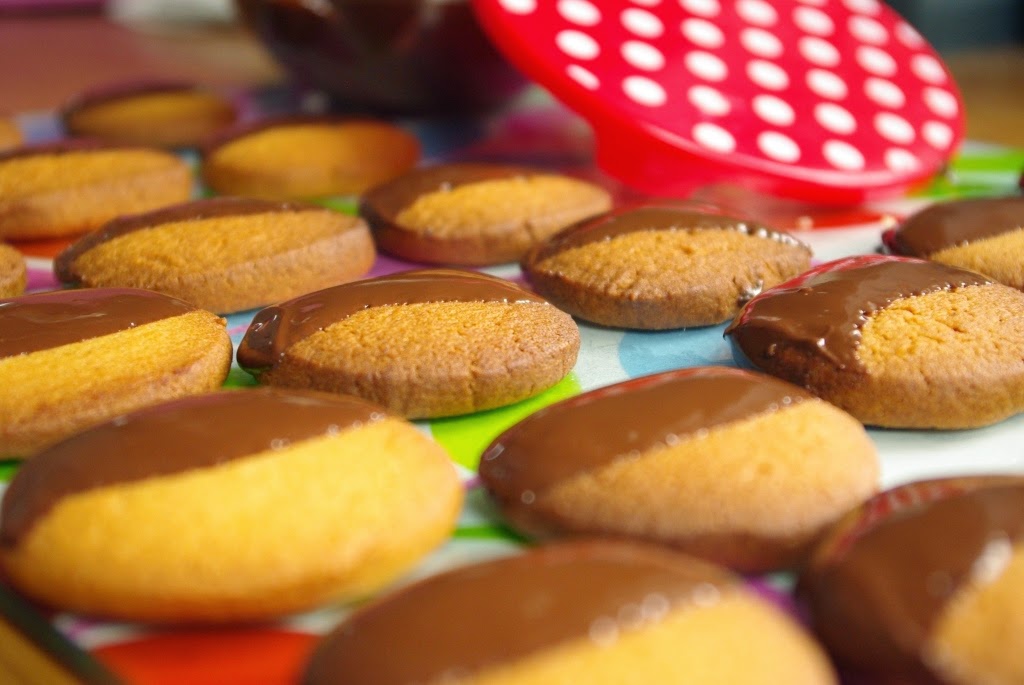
(4, 87, 1024, 684)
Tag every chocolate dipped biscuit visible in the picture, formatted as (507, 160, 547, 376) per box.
(885, 196, 1024, 290)
(479, 367, 878, 572)
(361, 163, 612, 265)
(522, 204, 811, 329)
(201, 116, 420, 200)
(0, 288, 231, 458)
(55, 197, 375, 314)
(0, 243, 25, 297)
(800, 476, 1024, 685)
(726, 255, 1024, 428)
(0, 140, 191, 240)
(238, 269, 580, 418)
(63, 81, 237, 148)
(0, 388, 462, 622)
(304, 540, 838, 685)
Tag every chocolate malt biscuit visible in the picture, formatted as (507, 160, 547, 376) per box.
(0, 288, 231, 457)
(727, 255, 1024, 429)
(361, 163, 612, 265)
(0, 388, 462, 622)
(55, 197, 375, 314)
(305, 541, 838, 685)
(523, 204, 811, 329)
(480, 367, 878, 572)
(238, 269, 580, 418)
(0, 140, 191, 240)
(202, 116, 420, 200)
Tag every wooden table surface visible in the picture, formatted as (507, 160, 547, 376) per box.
(0, 14, 1023, 147)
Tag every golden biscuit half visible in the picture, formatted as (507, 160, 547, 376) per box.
(0, 140, 191, 240)
(0, 288, 231, 458)
(238, 269, 580, 418)
(727, 256, 1024, 429)
(0, 389, 463, 622)
(305, 541, 838, 685)
(0, 243, 25, 297)
(480, 367, 878, 573)
(801, 477, 1024, 685)
(63, 81, 237, 148)
(56, 197, 375, 314)
(523, 204, 811, 329)
(202, 116, 420, 200)
(361, 163, 612, 265)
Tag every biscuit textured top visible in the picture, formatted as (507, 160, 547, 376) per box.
(886, 196, 1024, 257)
(0, 288, 196, 359)
(0, 389, 384, 546)
(480, 367, 807, 498)
(63, 80, 209, 116)
(802, 482, 1024, 676)
(54, 197, 326, 283)
(726, 257, 992, 371)
(361, 163, 553, 223)
(528, 205, 806, 262)
(304, 541, 736, 685)
(237, 269, 545, 371)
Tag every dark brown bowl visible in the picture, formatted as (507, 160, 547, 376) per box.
(236, 0, 530, 115)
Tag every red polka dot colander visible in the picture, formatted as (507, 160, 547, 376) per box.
(472, 0, 964, 205)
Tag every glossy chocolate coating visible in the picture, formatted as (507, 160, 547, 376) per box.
(304, 541, 737, 685)
(801, 482, 1024, 681)
(888, 197, 1024, 257)
(360, 163, 546, 231)
(0, 389, 383, 547)
(726, 258, 992, 372)
(480, 367, 808, 517)
(236, 0, 526, 115)
(0, 288, 196, 360)
(528, 205, 807, 264)
(55, 197, 324, 284)
(237, 269, 544, 372)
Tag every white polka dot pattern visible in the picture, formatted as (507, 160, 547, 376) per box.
(680, 0, 720, 16)
(622, 40, 666, 70)
(558, 0, 601, 25)
(681, 17, 724, 47)
(483, 0, 963, 189)
(741, 28, 783, 58)
(753, 94, 795, 126)
(556, 30, 600, 60)
(759, 131, 801, 162)
(793, 6, 834, 36)
(621, 8, 664, 36)
(688, 85, 731, 115)
(693, 122, 736, 152)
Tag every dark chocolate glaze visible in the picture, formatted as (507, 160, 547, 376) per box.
(0, 389, 383, 547)
(528, 205, 807, 264)
(360, 163, 548, 231)
(889, 197, 1024, 257)
(0, 138, 119, 164)
(801, 482, 1024, 681)
(303, 541, 737, 685)
(0, 288, 196, 360)
(480, 367, 808, 504)
(236, 269, 544, 372)
(55, 197, 325, 284)
(725, 257, 992, 372)
(63, 80, 206, 119)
